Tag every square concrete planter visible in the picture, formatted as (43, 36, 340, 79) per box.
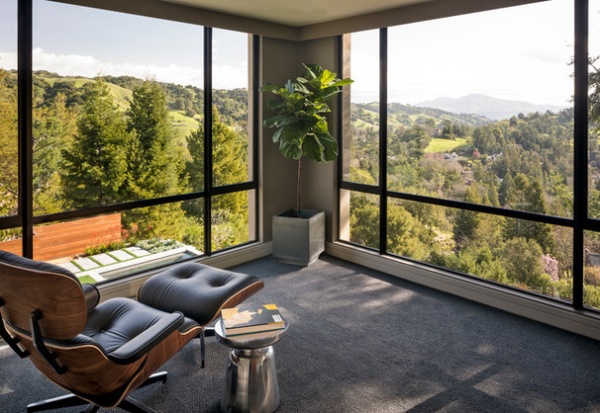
(272, 209, 325, 266)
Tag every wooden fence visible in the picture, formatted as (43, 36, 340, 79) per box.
(0, 214, 122, 262)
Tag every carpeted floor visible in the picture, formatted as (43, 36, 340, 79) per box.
(2, 255, 600, 412)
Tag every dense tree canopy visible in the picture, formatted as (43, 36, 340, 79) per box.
(60, 77, 131, 207)
(0, 69, 18, 217)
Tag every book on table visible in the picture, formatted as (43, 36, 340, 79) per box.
(221, 303, 285, 336)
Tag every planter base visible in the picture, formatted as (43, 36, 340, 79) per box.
(272, 210, 325, 267)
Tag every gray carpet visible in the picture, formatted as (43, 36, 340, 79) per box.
(2, 255, 600, 412)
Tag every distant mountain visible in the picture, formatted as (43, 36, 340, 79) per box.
(351, 101, 491, 134)
(416, 94, 567, 121)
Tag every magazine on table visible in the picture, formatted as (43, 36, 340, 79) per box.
(221, 303, 285, 336)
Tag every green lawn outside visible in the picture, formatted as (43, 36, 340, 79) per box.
(425, 137, 468, 153)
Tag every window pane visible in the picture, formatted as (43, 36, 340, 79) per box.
(32, 1, 204, 213)
(212, 28, 251, 186)
(0, 228, 22, 256)
(585, 0, 600, 310)
(35, 203, 204, 283)
(211, 189, 255, 251)
(589, 0, 600, 219)
(388, 199, 572, 303)
(387, 1, 574, 217)
(339, 189, 380, 249)
(344, 30, 379, 185)
(0, 0, 18, 219)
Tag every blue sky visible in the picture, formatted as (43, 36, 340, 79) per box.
(0, 0, 248, 89)
(1, 0, 599, 105)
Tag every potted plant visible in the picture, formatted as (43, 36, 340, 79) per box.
(261, 63, 353, 265)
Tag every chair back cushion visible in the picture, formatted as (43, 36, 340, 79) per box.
(0, 250, 87, 340)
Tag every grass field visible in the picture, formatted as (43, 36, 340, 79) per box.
(425, 137, 468, 153)
(170, 110, 200, 142)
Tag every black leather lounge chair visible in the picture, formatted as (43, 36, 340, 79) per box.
(0, 250, 263, 412)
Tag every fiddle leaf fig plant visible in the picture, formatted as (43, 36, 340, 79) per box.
(260, 63, 353, 216)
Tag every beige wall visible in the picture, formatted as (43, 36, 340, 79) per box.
(259, 36, 342, 243)
(259, 37, 302, 242)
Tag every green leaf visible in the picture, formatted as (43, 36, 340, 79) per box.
(317, 132, 338, 161)
(259, 83, 280, 93)
(321, 70, 336, 87)
(279, 135, 303, 160)
(302, 134, 325, 162)
(330, 78, 354, 88)
(272, 127, 283, 143)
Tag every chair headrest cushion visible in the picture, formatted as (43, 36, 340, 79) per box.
(0, 250, 77, 280)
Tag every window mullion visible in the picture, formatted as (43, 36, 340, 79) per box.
(573, 0, 589, 310)
(204, 26, 213, 254)
(379, 28, 388, 255)
(18, 0, 33, 258)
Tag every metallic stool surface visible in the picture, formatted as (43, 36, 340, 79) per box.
(215, 319, 288, 413)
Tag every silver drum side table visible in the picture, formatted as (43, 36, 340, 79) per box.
(215, 319, 288, 413)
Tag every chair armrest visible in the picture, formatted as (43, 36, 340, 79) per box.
(82, 284, 100, 312)
(107, 312, 184, 365)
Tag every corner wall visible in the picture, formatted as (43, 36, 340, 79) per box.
(259, 36, 341, 243)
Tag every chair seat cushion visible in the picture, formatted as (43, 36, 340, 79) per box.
(138, 263, 263, 325)
(83, 297, 179, 354)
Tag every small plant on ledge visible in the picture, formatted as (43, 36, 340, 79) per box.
(260, 63, 353, 217)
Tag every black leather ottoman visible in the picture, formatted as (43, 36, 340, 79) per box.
(138, 262, 264, 366)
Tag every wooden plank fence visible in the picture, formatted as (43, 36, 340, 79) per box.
(0, 214, 122, 262)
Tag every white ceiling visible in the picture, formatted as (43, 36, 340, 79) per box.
(160, 0, 432, 27)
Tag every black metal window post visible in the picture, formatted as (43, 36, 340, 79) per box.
(18, 0, 33, 258)
(379, 28, 388, 255)
(204, 26, 213, 255)
(573, 0, 589, 310)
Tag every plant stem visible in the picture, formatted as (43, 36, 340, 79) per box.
(297, 158, 302, 217)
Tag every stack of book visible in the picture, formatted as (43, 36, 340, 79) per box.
(221, 303, 285, 337)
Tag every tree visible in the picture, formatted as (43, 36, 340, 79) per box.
(349, 194, 379, 249)
(125, 79, 183, 199)
(60, 77, 130, 208)
(185, 106, 250, 250)
(123, 80, 187, 241)
(0, 69, 18, 218)
(33, 93, 78, 214)
(589, 55, 600, 125)
(387, 202, 433, 261)
(261, 64, 353, 215)
(503, 175, 555, 254)
(502, 237, 552, 292)
(453, 184, 483, 247)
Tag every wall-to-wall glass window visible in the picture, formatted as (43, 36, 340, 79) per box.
(0, 0, 257, 284)
(341, 0, 599, 310)
(0, 0, 20, 250)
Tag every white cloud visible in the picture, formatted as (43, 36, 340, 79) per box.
(0, 52, 17, 70)
(0, 48, 250, 89)
(32, 48, 206, 87)
(213, 63, 248, 90)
